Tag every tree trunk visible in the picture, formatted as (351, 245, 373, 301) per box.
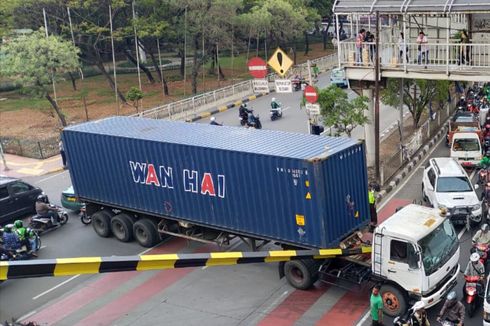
(68, 72, 77, 91)
(216, 44, 225, 80)
(191, 34, 200, 95)
(45, 93, 67, 127)
(94, 60, 127, 103)
(147, 48, 169, 95)
(82, 95, 89, 121)
(179, 50, 185, 79)
(304, 31, 310, 55)
(323, 21, 331, 50)
(124, 48, 155, 84)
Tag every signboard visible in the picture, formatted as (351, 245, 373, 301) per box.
(252, 79, 270, 93)
(304, 85, 318, 104)
(247, 57, 268, 79)
(268, 48, 293, 77)
(274, 79, 292, 93)
(306, 103, 320, 115)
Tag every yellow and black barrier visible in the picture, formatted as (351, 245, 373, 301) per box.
(0, 247, 371, 280)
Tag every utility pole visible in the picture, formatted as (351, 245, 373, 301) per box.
(374, 11, 380, 180)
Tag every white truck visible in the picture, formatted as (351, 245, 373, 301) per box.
(450, 131, 483, 167)
(280, 204, 460, 317)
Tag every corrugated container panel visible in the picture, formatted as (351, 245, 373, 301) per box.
(63, 117, 369, 249)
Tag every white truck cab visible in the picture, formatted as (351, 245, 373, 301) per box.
(450, 131, 482, 167)
(372, 204, 460, 316)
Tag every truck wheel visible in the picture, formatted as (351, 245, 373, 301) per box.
(133, 219, 160, 247)
(111, 214, 134, 242)
(283, 259, 319, 290)
(92, 211, 113, 238)
(380, 284, 407, 317)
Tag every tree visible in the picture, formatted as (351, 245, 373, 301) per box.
(0, 30, 80, 127)
(381, 78, 450, 128)
(317, 85, 369, 137)
(126, 87, 144, 113)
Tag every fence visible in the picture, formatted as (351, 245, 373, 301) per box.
(0, 136, 59, 159)
(380, 102, 456, 185)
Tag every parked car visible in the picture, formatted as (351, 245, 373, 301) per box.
(60, 186, 83, 212)
(422, 157, 482, 227)
(484, 275, 490, 325)
(0, 176, 43, 225)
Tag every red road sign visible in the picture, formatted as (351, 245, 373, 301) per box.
(247, 57, 268, 79)
(304, 85, 318, 104)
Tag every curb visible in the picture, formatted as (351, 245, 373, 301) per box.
(377, 124, 448, 203)
(185, 93, 270, 123)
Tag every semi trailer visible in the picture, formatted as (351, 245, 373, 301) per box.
(63, 117, 459, 316)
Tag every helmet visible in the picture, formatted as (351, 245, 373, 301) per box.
(37, 194, 48, 203)
(3, 224, 13, 233)
(411, 301, 425, 311)
(482, 224, 489, 233)
(471, 252, 480, 263)
(242, 103, 248, 108)
(272, 98, 276, 102)
(446, 291, 457, 302)
(461, 96, 465, 99)
(14, 220, 23, 228)
(210, 117, 216, 122)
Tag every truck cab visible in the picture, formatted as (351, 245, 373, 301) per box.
(372, 204, 460, 316)
(450, 131, 483, 167)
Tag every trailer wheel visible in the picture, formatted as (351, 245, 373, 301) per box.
(92, 210, 113, 237)
(283, 259, 319, 290)
(111, 214, 134, 242)
(133, 219, 159, 247)
(380, 284, 407, 317)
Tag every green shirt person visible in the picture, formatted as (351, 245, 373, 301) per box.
(370, 285, 383, 325)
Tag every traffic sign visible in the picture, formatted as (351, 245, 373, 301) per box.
(252, 79, 270, 93)
(304, 85, 318, 104)
(274, 79, 292, 93)
(247, 57, 268, 79)
(268, 48, 293, 77)
(306, 103, 320, 115)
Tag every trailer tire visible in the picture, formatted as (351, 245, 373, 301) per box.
(284, 259, 319, 290)
(92, 211, 113, 238)
(111, 214, 134, 242)
(133, 219, 159, 247)
(380, 284, 407, 317)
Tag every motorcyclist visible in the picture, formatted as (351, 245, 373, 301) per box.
(209, 116, 222, 126)
(35, 194, 59, 227)
(1, 224, 21, 251)
(270, 97, 282, 116)
(239, 103, 251, 123)
(473, 223, 490, 246)
(13, 219, 33, 254)
(457, 95, 466, 108)
(465, 252, 485, 287)
(437, 291, 465, 326)
(412, 301, 430, 326)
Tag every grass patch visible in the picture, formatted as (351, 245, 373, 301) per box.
(0, 97, 50, 112)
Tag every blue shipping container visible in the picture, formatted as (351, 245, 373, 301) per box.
(63, 117, 369, 249)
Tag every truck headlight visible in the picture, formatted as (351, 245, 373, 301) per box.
(472, 204, 481, 211)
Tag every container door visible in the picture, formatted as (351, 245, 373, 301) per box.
(383, 238, 422, 293)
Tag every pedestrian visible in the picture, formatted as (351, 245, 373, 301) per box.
(370, 284, 383, 326)
(368, 183, 378, 232)
(459, 30, 470, 65)
(368, 34, 376, 63)
(398, 32, 409, 63)
(312, 64, 319, 79)
(416, 31, 429, 67)
(59, 139, 67, 169)
(355, 29, 366, 64)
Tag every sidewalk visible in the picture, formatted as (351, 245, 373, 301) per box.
(0, 153, 64, 178)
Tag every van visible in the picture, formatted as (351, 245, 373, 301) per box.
(450, 132, 483, 168)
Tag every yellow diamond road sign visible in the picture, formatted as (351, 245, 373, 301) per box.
(268, 48, 293, 77)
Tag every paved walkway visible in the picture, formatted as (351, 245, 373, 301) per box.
(0, 153, 64, 178)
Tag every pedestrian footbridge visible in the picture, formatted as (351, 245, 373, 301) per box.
(333, 0, 490, 82)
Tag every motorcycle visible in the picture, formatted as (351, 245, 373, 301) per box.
(393, 301, 425, 326)
(243, 110, 262, 129)
(270, 105, 283, 121)
(28, 205, 69, 234)
(80, 205, 91, 225)
(473, 242, 489, 266)
(0, 229, 40, 261)
(463, 274, 483, 317)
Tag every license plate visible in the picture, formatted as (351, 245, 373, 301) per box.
(67, 197, 76, 202)
(454, 209, 464, 215)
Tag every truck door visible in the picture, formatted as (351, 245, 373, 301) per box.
(383, 239, 422, 293)
(423, 167, 437, 206)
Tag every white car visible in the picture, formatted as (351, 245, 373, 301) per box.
(422, 157, 481, 226)
(450, 131, 482, 168)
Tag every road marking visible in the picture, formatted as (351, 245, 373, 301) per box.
(17, 310, 37, 322)
(38, 171, 66, 184)
(32, 275, 80, 300)
(356, 134, 446, 326)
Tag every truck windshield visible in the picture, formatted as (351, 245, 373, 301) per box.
(436, 176, 472, 192)
(419, 219, 458, 275)
(452, 138, 481, 152)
